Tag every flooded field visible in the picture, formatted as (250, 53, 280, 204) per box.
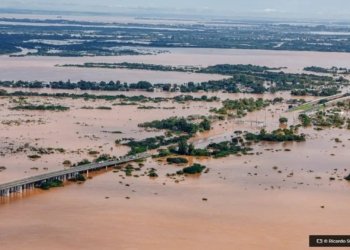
(1, 46, 350, 250)
(0, 54, 226, 83)
(0, 48, 350, 84)
(1, 128, 350, 250)
(4, 48, 350, 83)
(0, 93, 222, 182)
(0, 85, 350, 250)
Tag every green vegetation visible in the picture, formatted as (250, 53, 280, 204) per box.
(95, 154, 112, 163)
(148, 168, 158, 178)
(177, 138, 191, 155)
(81, 106, 94, 109)
(101, 130, 122, 134)
(156, 149, 171, 157)
(123, 164, 136, 177)
(312, 110, 346, 128)
(125, 166, 133, 176)
(139, 117, 211, 135)
(62, 63, 280, 75)
(166, 157, 189, 164)
(245, 128, 306, 142)
(0, 89, 219, 105)
(96, 106, 112, 110)
(173, 95, 219, 103)
(291, 87, 340, 97)
(279, 117, 288, 124)
(199, 118, 211, 131)
(62, 160, 72, 166)
(173, 138, 211, 156)
(11, 104, 69, 111)
(22, 146, 66, 159)
(138, 106, 158, 110)
(179, 65, 345, 95)
(61, 62, 199, 72)
(38, 179, 63, 190)
(345, 174, 350, 181)
(60, 63, 340, 96)
(0, 89, 165, 102)
(1, 62, 346, 96)
(28, 154, 41, 159)
(304, 66, 350, 75)
(177, 164, 207, 175)
(199, 64, 280, 74)
(123, 135, 190, 155)
(171, 136, 252, 158)
(74, 159, 91, 167)
(298, 114, 312, 127)
(292, 102, 313, 112)
(88, 151, 100, 155)
(206, 140, 253, 158)
(211, 98, 272, 117)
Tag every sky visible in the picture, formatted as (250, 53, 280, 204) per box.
(1, 0, 350, 20)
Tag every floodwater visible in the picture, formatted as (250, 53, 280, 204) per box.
(0, 88, 350, 250)
(0, 54, 226, 83)
(1, 47, 350, 249)
(0, 94, 220, 183)
(3, 48, 350, 84)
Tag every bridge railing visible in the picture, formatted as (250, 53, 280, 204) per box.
(0, 152, 151, 194)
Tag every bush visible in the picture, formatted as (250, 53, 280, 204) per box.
(178, 164, 206, 175)
(166, 157, 189, 164)
(12, 105, 69, 111)
(39, 179, 63, 190)
(298, 114, 312, 127)
(148, 168, 158, 177)
(76, 159, 91, 166)
(95, 154, 111, 162)
(28, 154, 41, 159)
(279, 117, 288, 124)
(245, 128, 305, 142)
(125, 135, 190, 155)
(157, 149, 171, 157)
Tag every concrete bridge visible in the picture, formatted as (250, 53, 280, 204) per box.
(306, 93, 346, 106)
(291, 92, 350, 113)
(0, 153, 150, 197)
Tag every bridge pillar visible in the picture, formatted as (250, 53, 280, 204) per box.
(2, 189, 10, 197)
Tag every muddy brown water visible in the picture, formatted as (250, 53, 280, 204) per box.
(0, 53, 226, 83)
(4, 48, 350, 83)
(0, 89, 350, 249)
(1, 47, 350, 249)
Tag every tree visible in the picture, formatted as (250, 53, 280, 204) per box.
(260, 128, 267, 136)
(188, 143, 195, 155)
(298, 114, 312, 127)
(279, 117, 288, 124)
(199, 118, 211, 131)
(177, 139, 189, 155)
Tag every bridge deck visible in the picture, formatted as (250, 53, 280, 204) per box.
(0, 153, 150, 193)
